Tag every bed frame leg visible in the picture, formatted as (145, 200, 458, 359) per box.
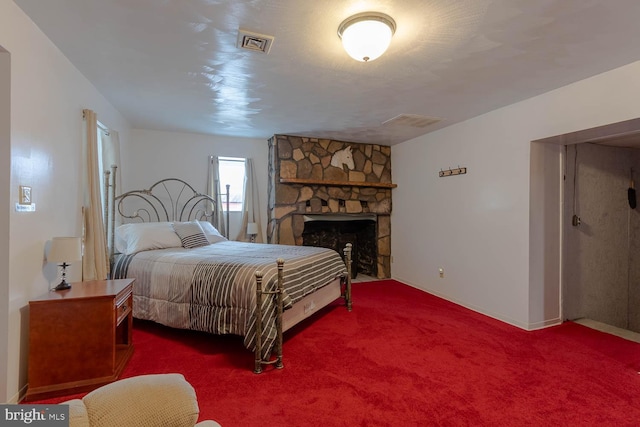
(343, 243, 353, 312)
(274, 258, 285, 369)
(253, 259, 285, 373)
(254, 271, 264, 374)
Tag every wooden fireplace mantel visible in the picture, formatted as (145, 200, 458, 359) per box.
(279, 178, 397, 189)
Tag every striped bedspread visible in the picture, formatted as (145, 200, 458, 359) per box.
(111, 241, 347, 358)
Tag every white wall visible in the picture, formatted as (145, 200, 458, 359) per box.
(1, 1, 130, 403)
(392, 60, 640, 329)
(0, 47, 11, 403)
(529, 141, 563, 328)
(125, 129, 269, 240)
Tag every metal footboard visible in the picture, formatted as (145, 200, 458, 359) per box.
(253, 243, 353, 373)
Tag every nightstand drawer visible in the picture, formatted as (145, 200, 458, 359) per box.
(116, 293, 133, 325)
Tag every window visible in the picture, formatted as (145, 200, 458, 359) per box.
(218, 157, 245, 211)
(96, 125, 109, 215)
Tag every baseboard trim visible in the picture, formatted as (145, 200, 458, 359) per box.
(391, 275, 561, 332)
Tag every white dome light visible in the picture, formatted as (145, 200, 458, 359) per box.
(338, 12, 396, 62)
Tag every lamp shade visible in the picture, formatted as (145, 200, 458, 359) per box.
(246, 222, 258, 235)
(48, 237, 82, 263)
(338, 12, 396, 62)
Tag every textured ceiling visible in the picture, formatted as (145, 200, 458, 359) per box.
(15, 0, 640, 145)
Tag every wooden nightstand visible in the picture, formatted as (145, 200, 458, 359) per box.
(25, 278, 135, 401)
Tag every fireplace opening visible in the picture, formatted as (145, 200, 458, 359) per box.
(302, 215, 377, 279)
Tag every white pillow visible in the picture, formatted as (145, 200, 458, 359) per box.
(198, 221, 228, 244)
(114, 222, 182, 255)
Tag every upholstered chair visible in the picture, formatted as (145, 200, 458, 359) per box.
(63, 373, 220, 427)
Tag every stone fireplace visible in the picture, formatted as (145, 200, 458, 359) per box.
(267, 134, 395, 278)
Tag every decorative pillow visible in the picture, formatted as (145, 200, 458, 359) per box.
(172, 221, 210, 248)
(114, 222, 182, 255)
(198, 221, 228, 244)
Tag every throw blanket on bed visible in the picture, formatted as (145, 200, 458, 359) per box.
(111, 241, 346, 359)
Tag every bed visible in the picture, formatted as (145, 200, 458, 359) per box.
(104, 169, 352, 373)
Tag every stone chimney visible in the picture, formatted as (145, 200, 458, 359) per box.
(267, 135, 395, 278)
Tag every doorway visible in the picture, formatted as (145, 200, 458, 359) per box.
(531, 117, 640, 337)
(563, 143, 640, 333)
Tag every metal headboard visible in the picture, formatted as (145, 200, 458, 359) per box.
(104, 165, 230, 260)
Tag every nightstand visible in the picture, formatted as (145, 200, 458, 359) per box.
(25, 278, 135, 401)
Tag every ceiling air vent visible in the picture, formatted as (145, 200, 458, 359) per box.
(382, 114, 442, 128)
(236, 29, 274, 54)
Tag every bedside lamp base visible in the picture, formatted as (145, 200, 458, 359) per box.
(54, 280, 71, 291)
(54, 262, 72, 291)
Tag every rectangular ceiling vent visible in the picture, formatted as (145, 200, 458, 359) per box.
(236, 29, 274, 54)
(382, 114, 442, 128)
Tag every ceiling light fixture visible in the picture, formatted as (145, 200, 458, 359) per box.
(338, 12, 396, 62)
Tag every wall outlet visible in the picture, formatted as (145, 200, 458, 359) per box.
(439, 267, 444, 278)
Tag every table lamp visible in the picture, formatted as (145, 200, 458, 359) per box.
(247, 222, 258, 243)
(48, 237, 82, 291)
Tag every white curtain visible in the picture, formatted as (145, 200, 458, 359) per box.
(207, 155, 227, 237)
(82, 109, 109, 280)
(235, 158, 263, 242)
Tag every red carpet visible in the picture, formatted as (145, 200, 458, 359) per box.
(32, 280, 640, 426)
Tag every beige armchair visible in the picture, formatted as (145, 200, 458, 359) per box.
(62, 373, 220, 427)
